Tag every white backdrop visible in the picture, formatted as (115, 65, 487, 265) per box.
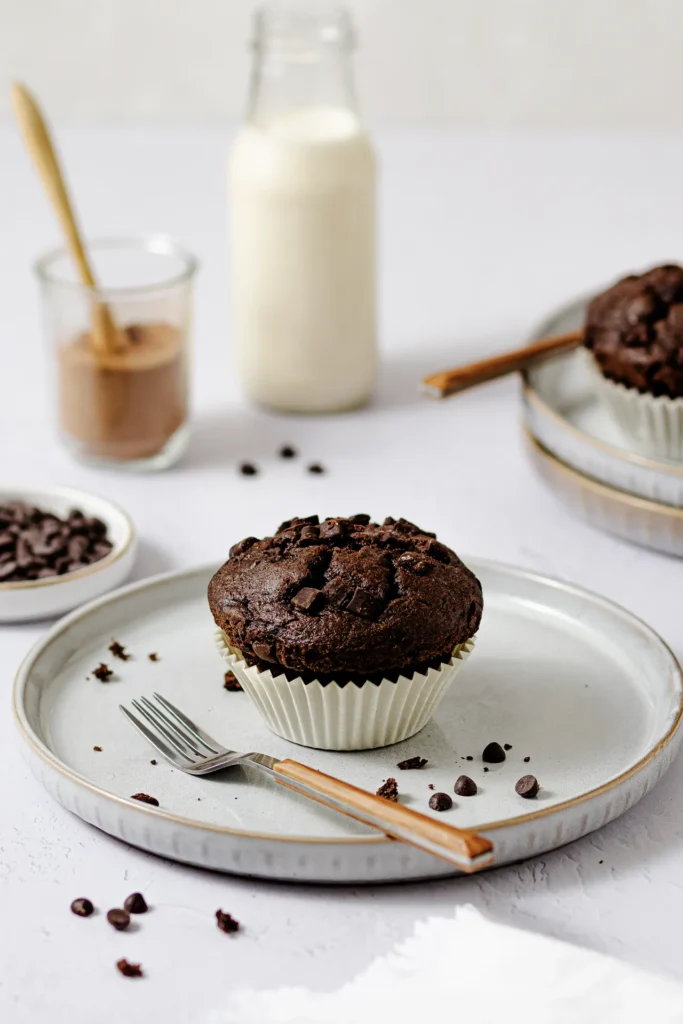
(2, 0, 683, 128)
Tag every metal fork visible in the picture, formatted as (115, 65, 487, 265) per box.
(120, 693, 494, 873)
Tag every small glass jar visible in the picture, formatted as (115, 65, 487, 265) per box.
(35, 236, 197, 471)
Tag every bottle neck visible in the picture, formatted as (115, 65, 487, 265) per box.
(246, 3, 359, 126)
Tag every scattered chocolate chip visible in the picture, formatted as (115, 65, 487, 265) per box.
(70, 898, 94, 917)
(0, 501, 113, 582)
(523, 756, 530, 763)
(131, 793, 159, 806)
(279, 445, 297, 459)
(239, 463, 258, 476)
(397, 756, 428, 770)
(428, 783, 435, 790)
(454, 775, 477, 797)
(465, 755, 473, 761)
(93, 745, 102, 752)
(515, 774, 540, 799)
(116, 958, 143, 978)
(429, 792, 453, 812)
(483, 742, 506, 763)
(483, 767, 489, 773)
(148, 652, 159, 661)
(223, 671, 243, 691)
(504, 743, 512, 751)
(307, 463, 325, 475)
(107, 908, 130, 931)
(599, 859, 604, 864)
(123, 892, 148, 914)
(92, 663, 113, 682)
(108, 640, 130, 661)
(291, 586, 324, 613)
(376, 778, 399, 802)
(216, 910, 240, 933)
(150, 759, 157, 765)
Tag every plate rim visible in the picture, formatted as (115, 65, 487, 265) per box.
(523, 296, 683, 480)
(13, 560, 683, 847)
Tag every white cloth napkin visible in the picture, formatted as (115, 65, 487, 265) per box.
(211, 905, 683, 1024)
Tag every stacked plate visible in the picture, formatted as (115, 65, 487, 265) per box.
(524, 298, 683, 558)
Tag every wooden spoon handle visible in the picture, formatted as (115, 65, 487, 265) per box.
(11, 82, 120, 355)
(422, 329, 583, 399)
(273, 759, 494, 873)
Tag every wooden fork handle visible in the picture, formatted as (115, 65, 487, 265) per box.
(422, 329, 583, 399)
(273, 759, 493, 873)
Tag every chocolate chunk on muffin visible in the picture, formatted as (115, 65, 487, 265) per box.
(208, 516, 483, 684)
(585, 264, 683, 399)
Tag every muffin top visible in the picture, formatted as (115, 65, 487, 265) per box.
(208, 515, 483, 681)
(585, 264, 683, 398)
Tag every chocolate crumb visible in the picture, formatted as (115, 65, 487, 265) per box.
(239, 462, 258, 476)
(279, 445, 297, 459)
(515, 774, 540, 799)
(131, 793, 159, 806)
(106, 908, 130, 931)
(483, 741, 506, 763)
(150, 759, 157, 765)
(216, 909, 239, 933)
(224, 670, 243, 691)
(93, 745, 102, 752)
(504, 743, 512, 751)
(376, 778, 399, 802)
(428, 783, 435, 790)
(116, 958, 143, 978)
(70, 898, 94, 917)
(523, 756, 530, 763)
(454, 775, 477, 797)
(123, 892, 148, 914)
(148, 652, 159, 662)
(429, 792, 453, 812)
(307, 463, 325, 475)
(397, 756, 428, 770)
(92, 662, 113, 682)
(108, 640, 130, 661)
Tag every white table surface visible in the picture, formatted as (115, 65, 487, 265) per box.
(2, 122, 683, 1022)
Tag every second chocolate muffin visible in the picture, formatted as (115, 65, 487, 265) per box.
(208, 515, 483, 683)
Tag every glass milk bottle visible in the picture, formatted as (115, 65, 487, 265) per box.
(230, 2, 377, 413)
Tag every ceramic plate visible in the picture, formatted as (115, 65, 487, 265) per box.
(14, 562, 683, 883)
(523, 298, 683, 507)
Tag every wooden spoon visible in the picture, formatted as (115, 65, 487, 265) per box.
(11, 82, 125, 356)
(422, 329, 583, 399)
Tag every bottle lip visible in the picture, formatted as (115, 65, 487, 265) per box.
(251, 2, 356, 53)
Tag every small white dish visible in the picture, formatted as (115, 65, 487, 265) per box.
(0, 485, 136, 622)
(13, 560, 683, 883)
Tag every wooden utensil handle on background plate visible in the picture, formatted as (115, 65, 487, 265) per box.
(274, 759, 493, 873)
(422, 329, 583, 399)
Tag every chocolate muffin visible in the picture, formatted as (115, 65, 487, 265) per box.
(208, 515, 483, 684)
(585, 264, 683, 398)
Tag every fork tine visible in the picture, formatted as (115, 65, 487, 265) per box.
(139, 696, 211, 756)
(152, 693, 222, 754)
(132, 699, 198, 759)
(120, 705, 185, 765)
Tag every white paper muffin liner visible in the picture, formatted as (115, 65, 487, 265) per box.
(589, 355, 683, 461)
(214, 629, 475, 751)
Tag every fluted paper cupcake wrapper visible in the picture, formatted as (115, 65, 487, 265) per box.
(589, 356, 683, 461)
(214, 629, 475, 751)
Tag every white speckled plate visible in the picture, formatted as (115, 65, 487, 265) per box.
(524, 297, 683, 508)
(13, 562, 683, 883)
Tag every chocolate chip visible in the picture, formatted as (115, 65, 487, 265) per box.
(239, 463, 258, 476)
(252, 641, 278, 663)
(70, 898, 94, 917)
(216, 910, 240, 933)
(230, 536, 258, 558)
(376, 778, 399, 801)
(108, 640, 130, 661)
(279, 445, 297, 459)
(92, 662, 113, 682)
(131, 793, 159, 806)
(93, 745, 102, 752)
(319, 520, 345, 542)
(123, 892, 148, 914)
(346, 587, 384, 619)
(322, 577, 352, 608)
(429, 792, 453, 811)
(223, 670, 243, 691)
(515, 775, 539, 798)
(482, 742, 506, 763)
(428, 783, 435, 790)
(291, 587, 324, 613)
(107, 908, 130, 931)
(397, 756, 428, 770)
(116, 958, 143, 978)
(307, 463, 325, 475)
(298, 525, 320, 546)
(504, 743, 512, 750)
(523, 756, 530, 763)
(483, 767, 489, 772)
(148, 652, 159, 661)
(465, 755, 473, 761)
(454, 775, 477, 797)
(351, 514, 371, 524)
(150, 759, 157, 765)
